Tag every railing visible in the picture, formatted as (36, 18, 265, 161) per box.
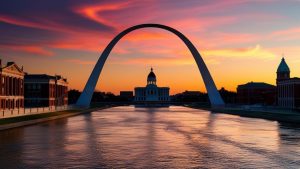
(0, 105, 70, 119)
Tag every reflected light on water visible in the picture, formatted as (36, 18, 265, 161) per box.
(0, 106, 299, 168)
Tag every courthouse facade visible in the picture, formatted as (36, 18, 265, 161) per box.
(134, 68, 170, 102)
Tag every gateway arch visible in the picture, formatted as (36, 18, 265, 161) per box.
(76, 24, 225, 108)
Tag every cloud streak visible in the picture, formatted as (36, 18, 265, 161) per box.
(1, 0, 299, 92)
(0, 44, 53, 56)
(203, 45, 276, 59)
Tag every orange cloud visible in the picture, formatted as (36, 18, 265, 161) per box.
(117, 57, 194, 66)
(122, 31, 169, 41)
(65, 59, 95, 65)
(21, 46, 53, 56)
(49, 35, 133, 54)
(49, 38, 106, 52)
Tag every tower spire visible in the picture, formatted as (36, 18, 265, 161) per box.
(277, 57, 290, 84)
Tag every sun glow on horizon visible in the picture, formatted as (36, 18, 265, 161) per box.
(1, 0, 300, 94)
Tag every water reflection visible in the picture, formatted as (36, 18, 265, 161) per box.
(0, 106, 299, 168)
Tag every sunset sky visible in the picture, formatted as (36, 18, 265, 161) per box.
(1, 0, 300, 94)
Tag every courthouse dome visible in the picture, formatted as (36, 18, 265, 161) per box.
(277, 57, 290, 73)
(147, 68, 156, 79)
(147, 67, 156, 85)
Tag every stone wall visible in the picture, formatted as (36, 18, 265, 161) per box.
(0, 105, 70, 119)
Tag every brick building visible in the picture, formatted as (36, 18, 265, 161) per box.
(276, 58, 300, 109)
(24, 74, 68, 108)
(0, 60, 25, 111)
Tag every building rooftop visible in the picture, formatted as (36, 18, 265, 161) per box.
(238, 82, 275, 89)
(6, 62, 15, 67)
(277, 57, 290, 73)
(25, 74, 67, 82)
(25, 74, 55, 79)
(277, 77, 300, 84)
(0, 59, 24, 74)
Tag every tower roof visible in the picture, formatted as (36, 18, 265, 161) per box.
(147, 67, 156, 79)
(277, 57, 290, 73)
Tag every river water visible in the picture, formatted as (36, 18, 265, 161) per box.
(0, 106, 300, 168)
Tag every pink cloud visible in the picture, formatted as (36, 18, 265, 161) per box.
(74, 1, 132, 30)
(270, 27, 300, 41)
(0, 44, 53, 56)
(166, 16, 238, 33)
(0, 15, 52, 31)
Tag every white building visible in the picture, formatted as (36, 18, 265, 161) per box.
(135, 68, 170, 102)
(276, 57, 300, 108)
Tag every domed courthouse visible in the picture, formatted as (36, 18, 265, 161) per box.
(134, 68, 170, 102)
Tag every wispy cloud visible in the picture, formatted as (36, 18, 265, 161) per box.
(74, 1, 132, 29)
(0, 45, 53, 56)
(203, 44, 276, 59)
(270, 27, 300, 41)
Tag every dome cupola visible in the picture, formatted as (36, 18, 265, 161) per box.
(276, 57, 290, 84)
(277, 57, 290, 73)
(147, 67, 156, 85)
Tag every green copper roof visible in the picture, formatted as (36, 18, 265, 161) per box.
(277, 58, 290, 73)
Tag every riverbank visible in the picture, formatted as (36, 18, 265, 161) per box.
(0, 105, 113, 131)
(186, 105, 300, 124)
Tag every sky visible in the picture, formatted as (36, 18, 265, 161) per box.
(1, 0, 300, 94)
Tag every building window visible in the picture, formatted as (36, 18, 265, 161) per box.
(6, 100, 9, 109)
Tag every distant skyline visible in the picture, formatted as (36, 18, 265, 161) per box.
(1, 0, 300, 94)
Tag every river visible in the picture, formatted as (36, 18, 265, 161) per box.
(0, 106, 299, 168)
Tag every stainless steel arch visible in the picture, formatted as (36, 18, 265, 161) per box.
(76, 24, 225, 107)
